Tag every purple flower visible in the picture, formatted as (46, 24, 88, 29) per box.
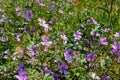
(80, 24, 84, 28)
(87, 19, 92, 23)
(0, 29, 5, 33)
(100, 37, 108, 45)
(24, 29, 29, 33)
(49, 4, 55, 10)
(24, 8, 33, 21)
(31, 26, 35, 31)
(38, 18, 52, 32)
(61, 35, 68, 45)
(15, 71, 29, 80)
(43, 68, 52, 74)
(103, 75, 110, 80)
(64, 48, 73, 63)
(114, 32, 120, 37)
(91, 17, 98, 25)
(73, 31, 82, 40)
(41, 35, 52, 47)
(16, 7, 21, 12)
(91, 72, 96, 79)
(59, 8, 63, 14)
(85, 52, 95, 61)
(49, 16, 58, 24)
(17, 62, 26, 73)
(110, 38, 115, 43)
(38, 18, 46, 26)
(16, 33, 22, 42)
(43, 24, 52, 32)
(94, 32, 100, 37)
(110, 42, 120, 56)
(52, 73, 60, 80)
(16, 7, 21, 16)
(91, 35, 95, 40)
(73, 51, 80, 57)
(0, 19, 4, 24)
(41, 35, 52, 51)
(1, 36, 8, 42)
(15, 62, 29, 80)
(103, 28, 111, 32)
(32, 44, 38, 52)
(58, 62, 68, 74)
(36, 0, 45, 6)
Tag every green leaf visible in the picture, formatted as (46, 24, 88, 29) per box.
(43, 74, 54, 80)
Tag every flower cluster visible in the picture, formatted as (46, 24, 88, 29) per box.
(38, 18, 52, 32)
(85, 52, 95, 61)
(41, 35, 53, 51)
(110, 42, 120, 56)
(0, 0, 120, 80)
(64, 48, 73, 63)
(23, 8, 34, 21)
(15, 62, 29, 80)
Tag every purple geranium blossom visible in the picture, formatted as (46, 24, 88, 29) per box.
(38, 18, 52, 32)
(94, 32, 100, 37)
(52, 73, 60, 80)
(110, 42, 120, 56)
(24, 8, 33, 21)
(43, 67, 52, 74)
(87, 19, 92, 23)
(15, 62, 29, 80)
(73, 51, 80, 57)
(15, 71, 29, 80)
(16, 7, 21, 16)
(16, 33, 22, 42)
(103, 75, 110, 80)
(73, 31, 82, 40)
(49, 4, 56, 10)
(110, 38, 115, 43)
(49, 16, 58, 24)
(32, 44, 38, 52)
(64, 48, 73, 63)
(91, 35, 95, 40)
(31, 26, 35, 31)
(41, 35, 52, 51)
(17, 62, 26, 73)
(43, 24, 52, 32)
(58, 62, 68, 74)
(0, 19, 4, 24)
(103, 28, 111, 32)
(91, 17, 98, 25)
(38, 18, 46, 26)
(1, 36, 8, 42)
(58, 8, 63, 14)
(85, 52, 95, 61)
(0, 29, 5, 33)
(41, 35, 52, 47)
(100, 37, 108, 45)
(114, 32, 120, 37)
(80, 24, 84, 28)
(36, 0, 45, 6)
(61, 34, 68, 45)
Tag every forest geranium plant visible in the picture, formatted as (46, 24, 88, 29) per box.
(0, 0, 120, 80)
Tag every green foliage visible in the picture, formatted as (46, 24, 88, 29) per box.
(0, 0, 120, 80)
